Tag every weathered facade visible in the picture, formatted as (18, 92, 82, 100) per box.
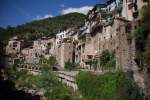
(6, 36, 23, 66)
(122, 0, 148, 21)
(55, 35, 74, 68)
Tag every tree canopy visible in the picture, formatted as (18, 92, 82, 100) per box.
(0, 12, 85, 41)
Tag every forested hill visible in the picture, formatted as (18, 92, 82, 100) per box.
(0, 12, 85, 41)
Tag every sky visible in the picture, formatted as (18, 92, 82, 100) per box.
(0, 0, 106, 28)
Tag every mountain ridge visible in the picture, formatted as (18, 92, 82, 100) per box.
(0, 12, 85, 41)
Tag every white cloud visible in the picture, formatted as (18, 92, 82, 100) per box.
(61, 6, 93, 15)
(36, 14, 53, 20)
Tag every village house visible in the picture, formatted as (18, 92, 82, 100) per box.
(20, 36, 55, 63)
(55, 29, 74, 68)
(122, 0, 148, 21)
(5, 34, 57, 71)
(33, 37, 56, 59)
(56, 29, 73, 46)
(6, 36, 23, 66)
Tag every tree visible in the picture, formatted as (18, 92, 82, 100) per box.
(1, 13, 85, 41)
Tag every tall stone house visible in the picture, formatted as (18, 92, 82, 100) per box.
(55, 28, 74, 68)
(6, 36, 23, 66)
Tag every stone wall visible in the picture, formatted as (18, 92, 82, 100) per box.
(55, 42, 73, 68)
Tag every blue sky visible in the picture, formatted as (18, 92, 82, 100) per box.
(0, 0, 105, 27)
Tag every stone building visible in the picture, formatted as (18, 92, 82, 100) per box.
(73, 4, 108, 69)
(6, 36, 23, 66)
(21, 46, 39, 64)
(55, 30, 74, 68)
(6, 36, 22, 54)
(20, 37, 56, 64)
(99, 17, 133, 70)
(106, 0, 123, 17)
(33, 37, 56, 59)
(56, 28, 73, 46)
(122, 0, 148, 21)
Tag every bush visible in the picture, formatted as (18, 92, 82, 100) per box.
(76, 71, 143, 100)
(100, 50, 116, 68)
(47, 56, 57, 67)
(65, 61, 79, 70)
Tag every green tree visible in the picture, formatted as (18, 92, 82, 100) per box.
(1, 13, 85, 41)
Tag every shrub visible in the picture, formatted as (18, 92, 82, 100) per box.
(65, 61, 79, 70)
(47, 56, 57, 67)
(100, 50, 116, 68)
(76, 71, 143, 100)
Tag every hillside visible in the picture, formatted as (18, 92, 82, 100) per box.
(0, 12, 85, 41)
